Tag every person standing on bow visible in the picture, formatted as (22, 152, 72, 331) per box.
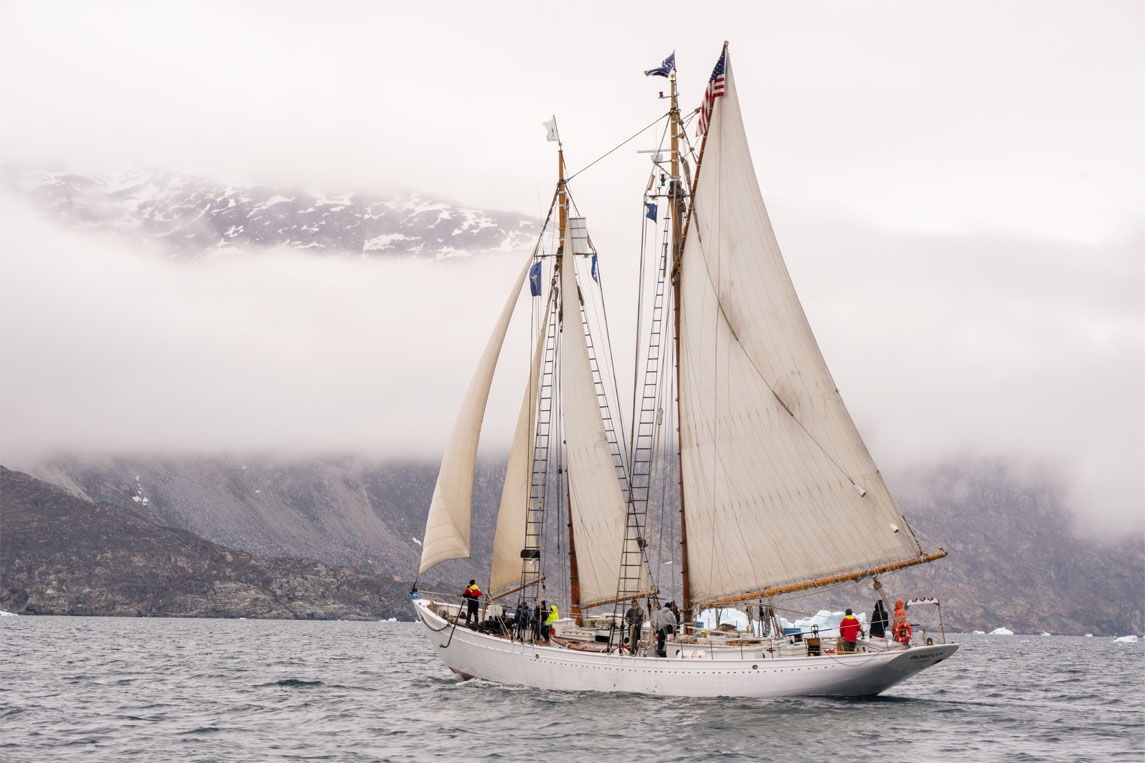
(461, 579, 482, 626)
(838, 608, 862, 653)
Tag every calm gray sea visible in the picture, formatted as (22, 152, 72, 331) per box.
(1, 617, 1141, 762)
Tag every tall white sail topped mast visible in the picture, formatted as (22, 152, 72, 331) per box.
(676, 46, 940, 608)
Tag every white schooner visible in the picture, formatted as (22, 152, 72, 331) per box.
(410, 44, 957, 698)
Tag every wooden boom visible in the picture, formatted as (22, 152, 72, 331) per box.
(694, 552, 948, 610)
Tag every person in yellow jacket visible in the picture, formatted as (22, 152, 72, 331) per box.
(542, 604, 559, 640)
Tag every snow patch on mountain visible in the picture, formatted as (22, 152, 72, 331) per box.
(8, 169, 539, 260)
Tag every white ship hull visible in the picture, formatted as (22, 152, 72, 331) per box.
(413, 597, 957, 698)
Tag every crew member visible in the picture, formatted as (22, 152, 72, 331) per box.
(839, 608, 862, 653)
(870, 599, 889, 638)
(514, 600, 529, 641)
(653, 603, 676, 657)
(461, 579, 482, 626)
(543, 603, 559, 641)
(534, 601, 545, 640)
(624, 601, 644, 653)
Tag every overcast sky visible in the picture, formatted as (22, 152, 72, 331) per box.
(1, 1, 1142, 535)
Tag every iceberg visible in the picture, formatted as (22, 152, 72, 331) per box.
(1040, 632, 1051, 636)
(972, 630, 986, 635)
(1113, 635, 1138, 643)
(1085, 633, 1094, 638)
(697, 608, 867, 635)
(989, 627, 1014, 635)
(0, 610, 17, 617)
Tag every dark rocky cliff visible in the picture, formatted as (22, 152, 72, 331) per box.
(0, 467, 416, 620)
(9, 458, 1144, 635)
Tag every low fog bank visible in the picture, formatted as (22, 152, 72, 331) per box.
(1, 195, 1141, 537)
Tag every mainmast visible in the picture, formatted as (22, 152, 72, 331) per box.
(666, 68, 693, 620)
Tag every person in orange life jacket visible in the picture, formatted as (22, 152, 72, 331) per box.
(839, 608, 862, 653)
(461, 580, 482, 626)
(892, 598, 912, 643)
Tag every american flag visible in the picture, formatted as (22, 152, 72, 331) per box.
(696, 50, 727, 138)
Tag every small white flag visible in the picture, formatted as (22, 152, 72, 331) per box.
(542, 117, 557, 142)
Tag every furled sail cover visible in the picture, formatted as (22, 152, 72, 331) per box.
(560, 234, 653, 606)
(489, 300, 549, 594)
(677, 53, 924, 604)
(419, 255, 533, 575)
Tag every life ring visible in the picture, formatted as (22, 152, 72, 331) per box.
(894, 622, 912, 644)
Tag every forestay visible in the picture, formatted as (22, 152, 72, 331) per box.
(677, 54, 924, 604)
(418, 255, 533, 575)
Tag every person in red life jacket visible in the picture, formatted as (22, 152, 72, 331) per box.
(838, 608, 862, 653)
(461, 580, 482, 626)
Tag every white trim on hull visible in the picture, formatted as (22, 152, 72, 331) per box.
(412, 597, 957, 698)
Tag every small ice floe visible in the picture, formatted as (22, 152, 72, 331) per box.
(1040, 632, 1052, 637)
(989, 627, 1014, 635)
(386, 617, 397, 622)
(1085, 633, 1094, 638)
(1113, 635, 1138, 643)
(0, 610, 18, 617)
(972, 630, 986, 635)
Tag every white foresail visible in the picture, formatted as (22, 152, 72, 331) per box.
(560, 234, 652, 606)
(418, 255, 533, 575)
(677, 53, 924, 604)
(489, 301, 549, 594)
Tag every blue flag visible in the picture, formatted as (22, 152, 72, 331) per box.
(591, 253, 599, 283)
(644, 52, 675, 78)
(529, 261, 542, 296)
(645, 202, 657, 221)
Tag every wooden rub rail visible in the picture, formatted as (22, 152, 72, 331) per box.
(695, 552, 948, 610)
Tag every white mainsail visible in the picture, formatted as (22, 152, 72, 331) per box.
(677, 53, 924, 605)
(418, 255, 533, 575)
(488, 298, 549, 594)
(560, 231, 652, 606)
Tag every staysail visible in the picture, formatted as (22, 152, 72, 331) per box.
(560, 230, 652, 606)
(488, 294, 550, 594)
(677, 51, 925, 605)
(418, 255, 533, 575)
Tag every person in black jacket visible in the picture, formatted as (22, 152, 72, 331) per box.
(534, 601, 546, 640)
(514, 600, 529, 641)
(870, 599, 889, 638)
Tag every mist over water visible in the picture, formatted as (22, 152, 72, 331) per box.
(1, 618, 1142, 761)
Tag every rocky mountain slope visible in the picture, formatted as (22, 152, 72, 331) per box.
(0, 467, 417, 620)
(6, 168, 538, 258)
(893, 463, 1144, 637)
(18, 456, 1144, 635)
